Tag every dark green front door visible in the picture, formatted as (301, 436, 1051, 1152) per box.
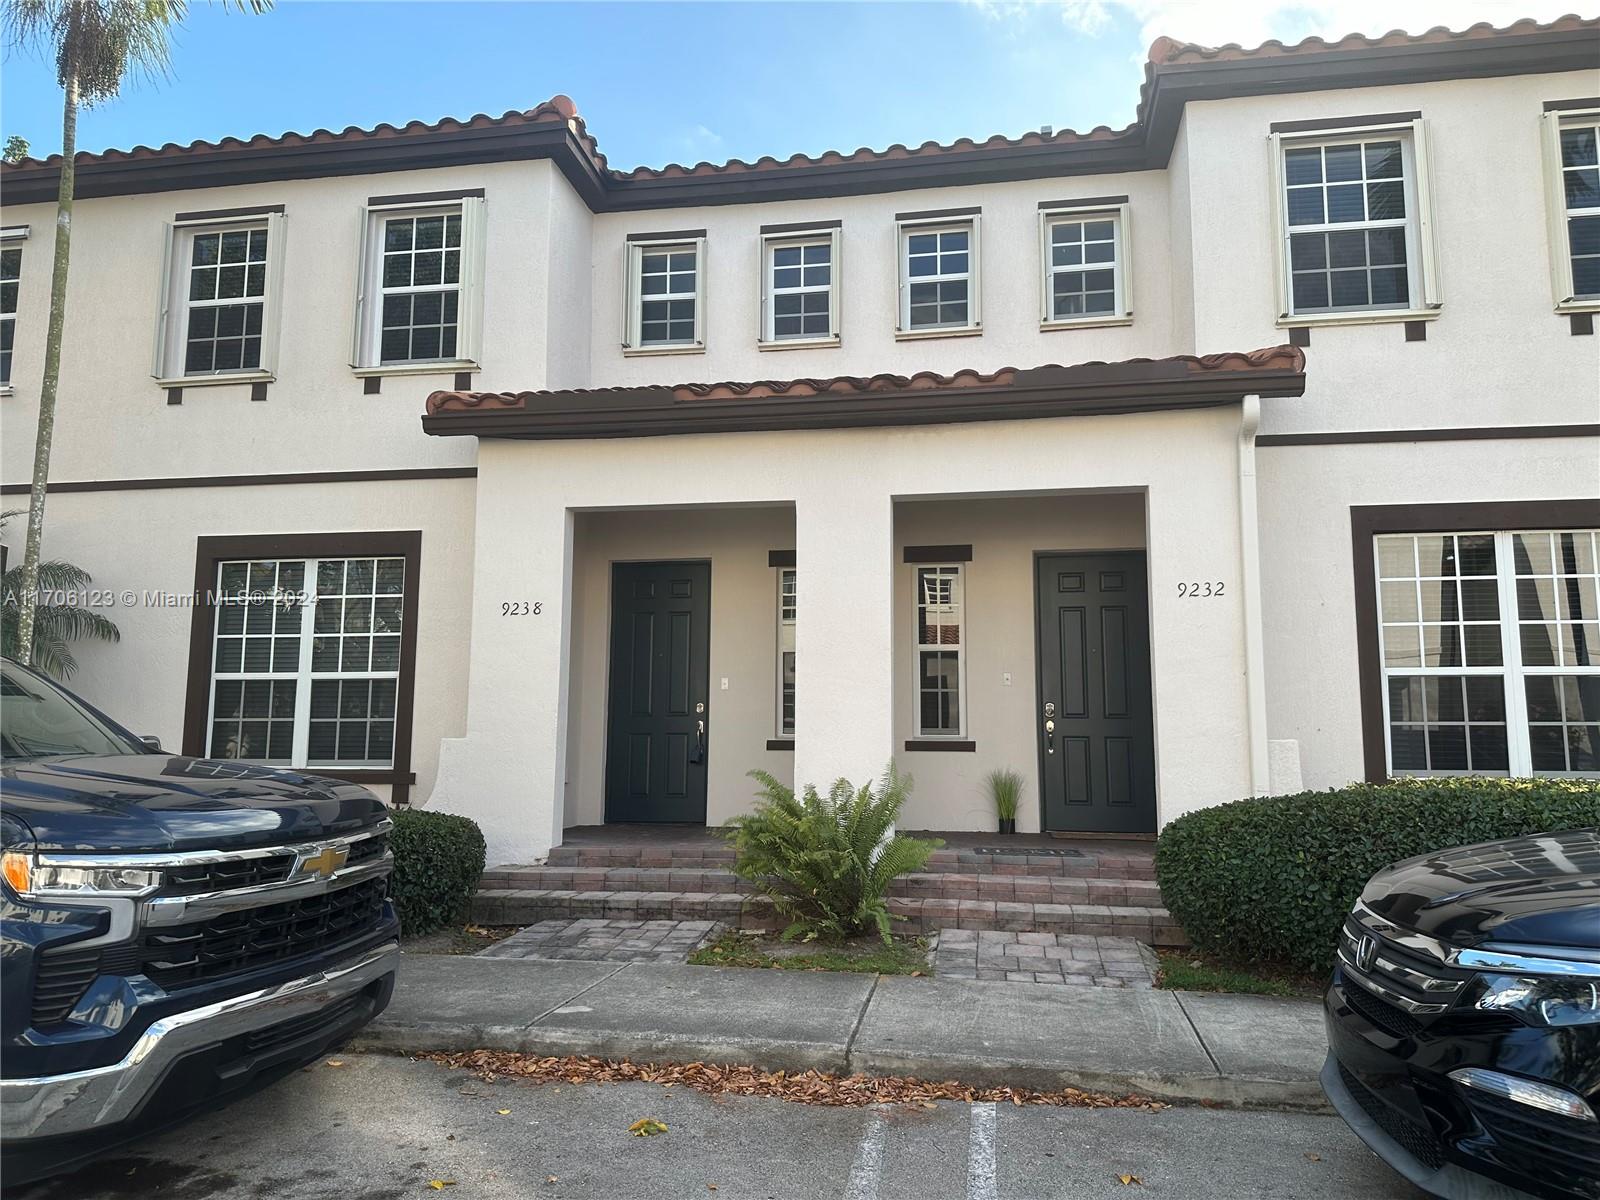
(1035, 551, 1156, 834)
(605, 561, 711, 823)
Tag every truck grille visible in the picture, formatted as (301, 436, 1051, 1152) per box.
(138, 876, 389, 990)
(161, 853, 296, 896)
(30, 944, 141, 1027)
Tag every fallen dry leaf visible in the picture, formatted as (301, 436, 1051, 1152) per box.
(496, 1109, 512, 1116)
(420, 1052, 1161, 1113)
(546, 1176, 559, 1184)
(1117, 1174, 1143, 1186)
(325, 1060, 344, 1068)
(427, 1182, 457, 1191)
(1304, 1152, 1322, 1162)
(628, 1118, 668, 1137)
(707, 1186, 718, 1193)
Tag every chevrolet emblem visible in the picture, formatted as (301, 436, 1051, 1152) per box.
(294, 844, 349, 880)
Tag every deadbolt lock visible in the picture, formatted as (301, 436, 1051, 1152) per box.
(695, 701, 705, 714)
(1043, 702, 1056, 718)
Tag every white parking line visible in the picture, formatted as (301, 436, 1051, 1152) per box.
(844, 1104, 888, 1200)
(967, 1101, 998, 1200)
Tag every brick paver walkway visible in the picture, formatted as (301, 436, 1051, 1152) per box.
(931, 929, 1158, 987)
(480, 918, 724, 963)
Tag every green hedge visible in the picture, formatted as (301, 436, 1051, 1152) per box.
(388, 808, 487, 936)
(1155, 778, 1600, 974)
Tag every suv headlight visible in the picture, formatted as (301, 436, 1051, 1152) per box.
(1476, 974, 1600, 1027)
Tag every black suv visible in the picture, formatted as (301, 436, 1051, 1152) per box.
(0, 658, 399, 1183)
(1323, 829, 1600, 1200)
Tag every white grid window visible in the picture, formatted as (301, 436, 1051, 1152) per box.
(776, 568, 796, 737)
(379, 212, 461, 363)
(1559, 119, 1600, 300)
(1, 240, 19, 387)
(1283, 136, 1417, 314)
(154, 213, 285, 382)
(914, 565, 965, 737)
(183, 226, 268, 374)
(625, 238, 705, 351)
(352, 198, 484, 371)
(1376, 530, 1599, 778)
(1041, 208, 1129, 324)
(899, 221, 979, 333)
(762, 232, 837, 344)
(207, 556, 405, 769)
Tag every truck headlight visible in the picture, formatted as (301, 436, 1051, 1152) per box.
(0, 851, 161, 898)
(1475, 974, 1600, 1027)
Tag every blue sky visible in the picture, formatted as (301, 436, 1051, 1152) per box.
(1, 1, 1590, 172)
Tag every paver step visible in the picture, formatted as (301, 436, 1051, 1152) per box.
(544, 846, 1155, 880)
(479, 866, 1164, 907)
(470, 887, 1185, 946)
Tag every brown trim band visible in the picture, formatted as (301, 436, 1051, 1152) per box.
(367, 187, 484, 206)
(1038, 195, 1128, 210)
(1350, 499, 1600, 783)
(904, 739, 976, 752)
(174, 203, 284, 222)
(1544, 97, 1600, 111)
(760, 219, 842, 234)
(1269, 111, 1421, 133)
(896, 206, 980, 222)
(903, 544, 973, 564)
(0, 466, 477, 496)
(626, 228, 706, 242)
(182, 530, 425, 806)
(1257, 424, 1600, 447)
(767, 549, 796, 568)
(765, 738, 795, 751)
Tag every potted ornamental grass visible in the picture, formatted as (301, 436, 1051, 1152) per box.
(985, 768, 1024, 835)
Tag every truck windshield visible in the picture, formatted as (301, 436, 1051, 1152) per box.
(1, 661, 141, 761)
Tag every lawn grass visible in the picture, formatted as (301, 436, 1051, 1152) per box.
(1154, 950, 1323, 998)
(688, 930, 931, 975)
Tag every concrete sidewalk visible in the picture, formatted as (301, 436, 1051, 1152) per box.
(352, 953, 1331, 1110)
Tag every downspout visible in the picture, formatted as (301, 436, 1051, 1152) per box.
(1238, 394, 1270, 795)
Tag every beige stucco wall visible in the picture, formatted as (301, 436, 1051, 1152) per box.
(563, 506, 797, 827)
(1256, 434, 1600, 791)
(892, 494, 1148, 833)
(2, 477, 477, 804)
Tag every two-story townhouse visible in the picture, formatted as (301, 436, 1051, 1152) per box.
(1, 16, 1596, 865)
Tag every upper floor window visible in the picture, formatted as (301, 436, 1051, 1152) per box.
(1039, 201, 1131, 327)
(153, 210, 285, 383)
(897, 211, 980, 336)
(0, 228, 22, 389)
(1273, 119, 1439, 321)
(623, 233, 705, 353)
(1541, 108, 1600, 309)
(352, 196, 486, 371)
(760, 226, 839, 346)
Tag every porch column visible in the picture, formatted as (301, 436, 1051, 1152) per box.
(427, 489, 575, 865)
(792, 486, 896, 795)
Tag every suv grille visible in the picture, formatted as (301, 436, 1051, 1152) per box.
(1342, 977, 1424, 1038)
(139, 876, 388, 990)
(1339, 918, 1475, 1020)
(1339, 1064, 1446, 1170)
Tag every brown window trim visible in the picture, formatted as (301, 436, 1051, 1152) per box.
(904, 544, 973, 564)
(1038, 195, 1128, 210)
(173, 203, 285, 223)
(895, 206, 980, 222)
(767, 549, 796, 568)
(1350, 499, 1600, 783)
(182, 530, 424, 806)
(1268, 111, 1421, 134)
(760, 219, 841, 234)
(1544, 97, 1600, 111)
(625, 228, 706, 243)
(904, 739, 976, 752)
(367, 187, 484, 206)
(765, 738, 795, 751)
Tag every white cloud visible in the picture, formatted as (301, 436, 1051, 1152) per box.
(967, 0, 1593, 52)
(673, 123, 724, 162)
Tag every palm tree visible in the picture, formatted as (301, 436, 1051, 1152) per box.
(0, 510, 118, 678)
(3, 0, 268, 667)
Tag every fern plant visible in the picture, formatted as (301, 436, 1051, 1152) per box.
(726, 762, 940, 945)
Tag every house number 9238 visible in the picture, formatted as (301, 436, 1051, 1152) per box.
(501, 601, 543, 615)
(1177, 581, 1225, 598)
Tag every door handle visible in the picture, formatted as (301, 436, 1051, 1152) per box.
(1043, 702, 1056, 756)
(693, 702, 707, 764)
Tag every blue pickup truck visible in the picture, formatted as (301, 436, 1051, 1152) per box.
(0, 657, 399, 1183)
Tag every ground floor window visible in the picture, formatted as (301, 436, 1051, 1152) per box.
(914, 563, 966, 737)
(776, 566, 796, 737)
(1376, 528, 1598, 776)
(183, 532, 421, 803)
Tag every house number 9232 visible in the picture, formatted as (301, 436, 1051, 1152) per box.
(501, 601, 543, 615)
(1177, 581, 1225, 598)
